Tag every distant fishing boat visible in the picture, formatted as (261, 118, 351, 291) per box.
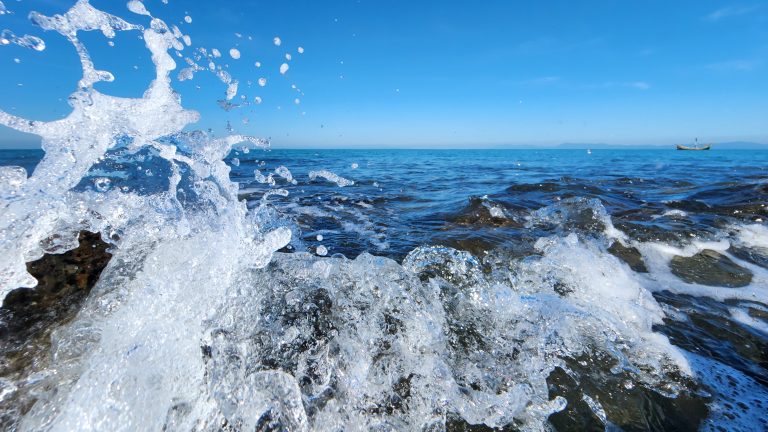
(677, 138, 711, 151)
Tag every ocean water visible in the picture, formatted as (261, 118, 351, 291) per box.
(0, 2, 766, 431)
(2, 147, 767, 431)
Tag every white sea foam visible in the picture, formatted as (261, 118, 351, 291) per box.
(637, 239, 768, 302)
(733, 223, 768, 249)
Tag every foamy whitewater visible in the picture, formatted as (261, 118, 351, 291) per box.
(0, 2, 766, 431)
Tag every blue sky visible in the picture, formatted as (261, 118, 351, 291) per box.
(1, 0, 767, 148)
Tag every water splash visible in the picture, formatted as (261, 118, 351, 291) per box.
(0, 3, 288, 428)
(0, 1, 759, 431)
(308, 170, 354, 187)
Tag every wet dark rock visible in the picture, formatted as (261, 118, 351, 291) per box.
(653, 292, 768, 387)
(445, 415, 514, 431)
(669, 250, 753, 287)
(548, 353, 709, 432)
(729, 245, 768, 270)
(0, 231, 111, 427)
(447, 197, 523, 228)
(607, 241, 648, 273)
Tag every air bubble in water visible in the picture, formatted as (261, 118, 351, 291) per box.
(93, 177, 111, 192)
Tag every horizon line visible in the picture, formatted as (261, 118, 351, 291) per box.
(1, 143, 767, 151)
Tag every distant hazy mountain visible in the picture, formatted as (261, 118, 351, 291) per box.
(557, 141, 768, 150)
(711, 141, 768, 149)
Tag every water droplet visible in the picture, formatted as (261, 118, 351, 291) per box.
(273, 36, 282, 46)
(316, 245, 328, 256)
(279, 63, 289, 75)
(316, 234, 323, 241)
(184, 15, 192, 23)
(229, 48, 240, 59)
(258, 77, 267, 87)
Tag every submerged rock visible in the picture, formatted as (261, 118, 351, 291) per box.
(608, 241, 648, 273)
(669, 249, 753, 287)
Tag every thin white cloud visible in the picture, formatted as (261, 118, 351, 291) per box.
(704, 5, 760, 22)
(627, 81, 651, 90)
(707, 59, 759, 71)
(522, 76, 561, 85)
(638, 48, 655, 57)
(583, 81, 651, 90)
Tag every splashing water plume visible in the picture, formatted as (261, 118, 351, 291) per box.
(0, 2, 764, 432)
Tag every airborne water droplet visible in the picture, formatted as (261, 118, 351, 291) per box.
(229, 48, 240, 59)
(273, 36, 282, 46)
(316, 245, 328, 256)
(280, 63, 289, 75)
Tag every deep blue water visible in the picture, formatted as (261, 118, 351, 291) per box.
(223, 148, 768, 259)
(3, 148, 767, 259)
